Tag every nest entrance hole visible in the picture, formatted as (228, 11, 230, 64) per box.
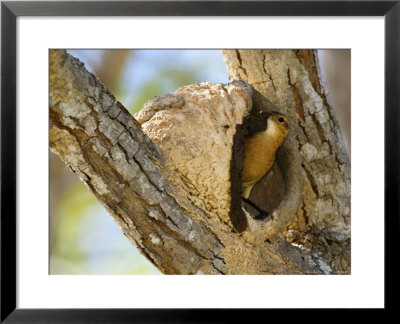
(229, 86, 288, 232)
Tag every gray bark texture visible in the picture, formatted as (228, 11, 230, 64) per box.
(50, 49, 350, 274)
(222, 50, 351, 272)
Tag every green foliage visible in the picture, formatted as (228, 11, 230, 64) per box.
(50, 180, 97, 274)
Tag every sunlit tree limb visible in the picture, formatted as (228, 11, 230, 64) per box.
(50, 49, 349, 274)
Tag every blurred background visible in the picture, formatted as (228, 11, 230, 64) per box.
(49, 49, 350, 274)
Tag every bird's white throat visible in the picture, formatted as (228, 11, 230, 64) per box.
(266, 118, 279, 137)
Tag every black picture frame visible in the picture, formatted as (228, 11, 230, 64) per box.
(1, 1, 398, 322)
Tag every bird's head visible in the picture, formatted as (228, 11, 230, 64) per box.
(267, 112, 290, 137)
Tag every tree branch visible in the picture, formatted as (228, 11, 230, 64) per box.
(50, 49, 342, 274)
(50, 50, 224, 274)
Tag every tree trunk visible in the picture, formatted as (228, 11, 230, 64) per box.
(49, 49, 350, 274)
(222, 50, 351, 271)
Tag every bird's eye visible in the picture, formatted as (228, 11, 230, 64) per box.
(278, 117, 285, 123)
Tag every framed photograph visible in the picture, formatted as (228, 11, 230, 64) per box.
(1, 0, 398, 321)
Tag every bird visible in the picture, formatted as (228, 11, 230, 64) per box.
(241, 111, 290, 219)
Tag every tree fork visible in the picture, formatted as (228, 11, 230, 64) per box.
(50, 49, 346, 274)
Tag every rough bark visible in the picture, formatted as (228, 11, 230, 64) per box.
(222, 50, 351, 272)
(50, 49, 350, 274)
